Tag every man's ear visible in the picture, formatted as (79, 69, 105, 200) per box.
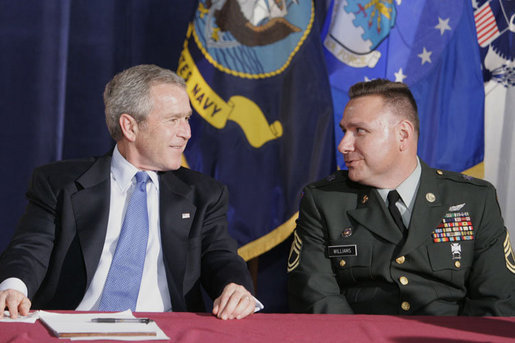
(398, 119, 415, 151)
(119, 113, 138, 142)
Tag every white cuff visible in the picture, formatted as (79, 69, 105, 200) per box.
(253, 296, 264, 312)
(0, 278, 28, 297)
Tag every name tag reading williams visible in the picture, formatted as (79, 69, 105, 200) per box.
(327, 245, 357, 257)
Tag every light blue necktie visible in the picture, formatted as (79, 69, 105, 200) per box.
(98, 171, 150, 311)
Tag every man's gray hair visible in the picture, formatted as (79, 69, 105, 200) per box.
(104, 64, 186, 141)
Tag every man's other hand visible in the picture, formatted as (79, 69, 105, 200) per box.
(212, 283, 255, 320)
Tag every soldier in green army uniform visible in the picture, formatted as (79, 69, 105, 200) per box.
(287, 79, 515, 316)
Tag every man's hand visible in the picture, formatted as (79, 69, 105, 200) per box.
(0, 289, 31, 319)
(212, 283, 255, 320)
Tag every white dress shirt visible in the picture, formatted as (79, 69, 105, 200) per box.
(76, 145, 171, 311)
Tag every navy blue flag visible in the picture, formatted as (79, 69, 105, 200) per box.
(323, 0, 484, 172)
(177, 0, 335, 260)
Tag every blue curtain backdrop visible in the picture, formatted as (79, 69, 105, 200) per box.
(0, 0, 196, 253)
(0, 0, 330, 312)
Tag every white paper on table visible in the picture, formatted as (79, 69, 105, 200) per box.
(38, 310, 169, 341)
(0, 310, 40, 323)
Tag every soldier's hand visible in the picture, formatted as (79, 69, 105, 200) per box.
(212, 283, 255, 320)
(0, 289, 31, 319)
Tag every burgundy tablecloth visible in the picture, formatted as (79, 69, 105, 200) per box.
(1, 312, 514, 342)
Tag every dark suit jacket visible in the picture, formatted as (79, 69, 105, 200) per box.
(288, 161, 515, 316)
(0, 154, 253, 311)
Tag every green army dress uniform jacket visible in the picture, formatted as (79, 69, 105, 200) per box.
(288, 161, 515, 316)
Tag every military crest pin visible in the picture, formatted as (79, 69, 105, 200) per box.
(342, 227, 352, 238)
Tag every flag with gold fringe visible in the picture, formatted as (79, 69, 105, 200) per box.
(178, 0, 335, 261)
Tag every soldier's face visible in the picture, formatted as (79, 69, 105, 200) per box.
(338, 95, 402, 188)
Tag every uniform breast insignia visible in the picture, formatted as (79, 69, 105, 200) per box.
(432, 212, 474, 243)
(448, 203, 465, 212)
(327, 245, 357, 257)
(451, 243, 462, 260)
(287, 230, 303, 272)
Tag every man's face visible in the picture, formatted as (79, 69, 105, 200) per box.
(133, 83, 192, 171)
(338, 95, 401, 188)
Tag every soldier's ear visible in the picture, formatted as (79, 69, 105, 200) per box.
(398, 119, 414, 151)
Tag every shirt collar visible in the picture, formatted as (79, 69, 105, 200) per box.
(111, 145, 159, 192)
(377, 157, 421, 210)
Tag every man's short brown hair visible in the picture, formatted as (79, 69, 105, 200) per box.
(349, 79, 419, 136)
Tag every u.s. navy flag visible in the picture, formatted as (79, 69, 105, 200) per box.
(323, 0, 484, 173)
(177, 0, 335, 260)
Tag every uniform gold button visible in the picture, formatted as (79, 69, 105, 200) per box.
(395, 256, 405, 264)
(454, 261, 461, 268)
(340, 260, 346, 267)
(400, 276, 409, 285)
(436, 170, 443, 175)
(401, 301, 410, 311)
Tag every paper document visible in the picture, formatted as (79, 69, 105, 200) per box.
(38, 310, 169, 341)
(0, 311, 40, 323)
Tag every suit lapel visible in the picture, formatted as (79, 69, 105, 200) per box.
(400, 162, 448, 256)
(158, 171, 196, 311)
(347, 188, 404, 244)
(71, 155, 112, 288)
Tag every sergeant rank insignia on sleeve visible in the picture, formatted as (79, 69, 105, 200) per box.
(432, 212, 474, 243)
(504, 231, 515, 274)
(287, 230, 302, 272)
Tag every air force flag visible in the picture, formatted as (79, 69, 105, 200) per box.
(324, 0, 484, 173)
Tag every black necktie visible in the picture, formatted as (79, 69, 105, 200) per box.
(387, 190, 407, 232)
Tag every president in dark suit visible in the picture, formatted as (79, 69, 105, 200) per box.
(288, 79, 515, 316)
(0, 64, 257, 320)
